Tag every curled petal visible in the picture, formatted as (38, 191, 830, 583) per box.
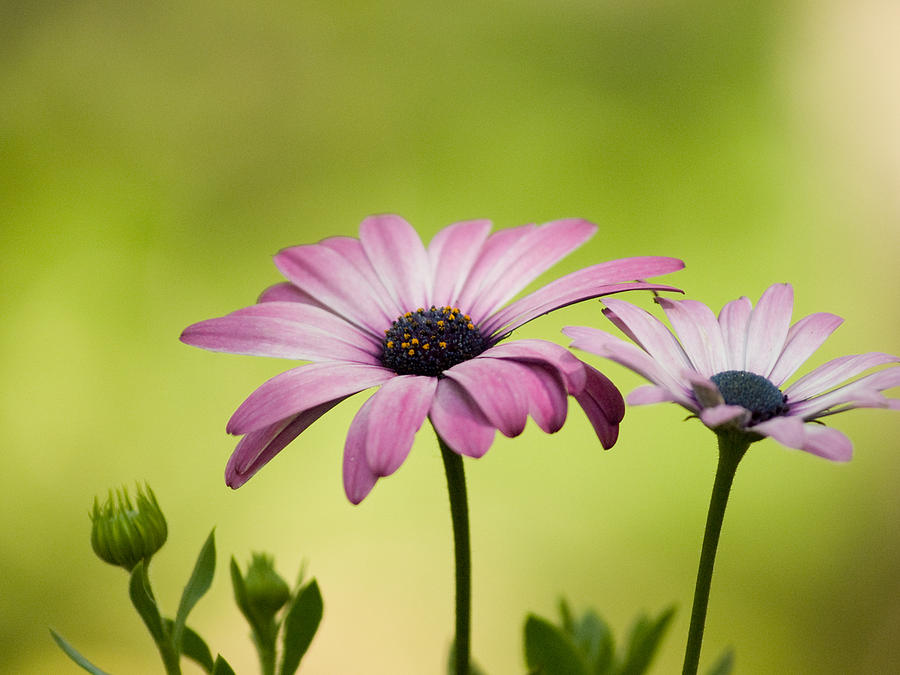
(480, 339, 587, 394)
(699, 405, 750, 428)
(573, 365, 625, 449)
(444, 358, 531, 437)
(430, 379, 496, 458)
(684, 370, 724, 408)
(343, 396, 379, 504)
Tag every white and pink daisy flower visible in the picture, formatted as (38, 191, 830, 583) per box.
(181, 215, 684, 503)
(565, 283, 900, 460)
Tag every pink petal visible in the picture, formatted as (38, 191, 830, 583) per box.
(658, 298, 728, 377)
(319, 235, 394, 298)
(180, 302, 381, 362)
(226, 400, 342, 488)
(788, 366, 900, 419)
(444, 358, 530, 437)
(465, 219, 597, 322)
(573, 365, 625, 449)
(426, 219, 493, 308)
(429, 378, 496, 458)
(767, 313, 844, 387)
(744, 284, 794, 377)
(718, 296, 753, 370)
(626, 385, 681, 405)
(343, 396, 380, 504)
(274, 243, 397, 336)
(684, 370, 725, 408)
(785, 352, 899, 401)
(361, 375, 437, 477)
(699, 405, 750, 428)
(359, 214, 432, 312)
(799, 424, 853, 462)
(258, 282, 326, 307)
(751, 415, 806, 449)
(227, 362, 396, 434)
(481, 257, 685, 337)
(564, 326, 696, 408)
(510, 363, 569, 434)
(479, 339, 587, 394)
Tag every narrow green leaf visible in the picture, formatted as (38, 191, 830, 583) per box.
(230, 556, 259, 632)
(49, 629, 112, 675)
(706, 648, 735, 675)
(558, 598, 575, 635)
(279, 579, 323, 675)
(618, 606, 675, 675)
(172, 528, 217, 653)
(523, 614, 590, 675)
(212, 654, 237, 675)
(128, 561, 166, 644)
(164, 619, 215, 673)
(571, 611, 615, 675)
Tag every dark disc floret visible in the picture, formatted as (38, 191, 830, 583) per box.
(381, 306, 489, 376)
(709, 370, 788, 424)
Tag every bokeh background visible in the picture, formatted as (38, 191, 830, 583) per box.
(3, 1, 899, 673)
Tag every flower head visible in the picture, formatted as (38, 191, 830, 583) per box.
(181, 215, 683, 502)
(565, 283, 900, 460)
(90, 484, 168, 571)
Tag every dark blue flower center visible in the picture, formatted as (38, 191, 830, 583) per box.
(709, 370, 788, 424)
(380, 306, 489, 376)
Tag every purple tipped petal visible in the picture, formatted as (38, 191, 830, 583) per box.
(258, 282, 326, 307)
(482, 257, 685, 337)
(767, 313, 844, 387)
(226, 400, 341, 488)
(684, 370, 725, 408)
(359, 214, 432, 312)
(427, 219, 493, 308)
(444, 358, 530, 437)
(480, 339, 587, 394)
(658, 298, 728, 376)
(180, 302, 381, 362)
(800, 424, 852, 462)
(744, 283, 794, 377)
(274, 243, 397, 335)
(343, 396, 380, 504)
(751, 415, 806, 449)
(573, 365, 625, 449)
(785, 352, 899, 401)
(699, 405, 750, 428)
(227, 362, 396, 434)
(465, 219, 597, 321)
(718, 296, 753, 370)
(789, 366, 900, 419)
(429, 378, 496, 458)
(361, 375, 437, 477)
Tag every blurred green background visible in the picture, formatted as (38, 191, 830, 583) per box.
(3, 1, 898, 673)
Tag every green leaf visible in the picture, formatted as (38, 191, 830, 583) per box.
(49, 629, 112, 675)
(128, 561, 166, 644)
(618, 607, 675, 675)
(279, 578, 324, 675)
(523, 614, 590, 675)
(164, 619, 215, 673)
(558, 598, 575, 635)
(212, 654, 237, 675)
(230, 556, 258, 631)
(172, 528, 217, 653)
(571, 610, 615, 675)
(706, 648, 735, 675)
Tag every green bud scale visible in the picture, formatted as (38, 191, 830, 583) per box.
(90, 483, 168, 572)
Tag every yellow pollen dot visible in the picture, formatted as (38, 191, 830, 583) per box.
(407, 349, 415, 356)
(417, 307, 424, 313)
(422, 343, 430, 350)
(386, 341, 394, 348)
(439, 341, 447, 348)
(467, 322, 475, 330)
(448, 314, 456, 321)
(404, 312, 412, 318)
(464, 314, 471, 321)
(410, 338, 419, 345)
(437, 320, 444, 327)
(404, 333, 410, 339)
(401, 342, 409, 348)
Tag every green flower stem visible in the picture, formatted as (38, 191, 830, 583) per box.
(682, 431, 750, 675)
(139, 564, 182, 675)
(438, 434, 471, 675)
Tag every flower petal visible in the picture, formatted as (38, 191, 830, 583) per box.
(361, 375, 437, 477)
(226, 401, 342, 488)
(227, 362, 396, 434)
(181, 302, 381, 362)
(573, 365, 625, 449)
(718, 296, 752, 370)
(785, 352, 899, 401)
(744, 283, 794, 377)
(427, 219, 493, 308)
(359, 214, 432, 312)
(699, 405, 750, 428)
(751, 415, 806, 449)
(274, 242, 397, 335)
(767, 313, 844, 387)
(479, 339, 587, 394)
(429, 378, 496, 458)
(258, 282, 326, 306)
(788, 366, 900, 419)
(444, 358, 530, 437)
(465, 219, 597, 322)
(684, 370, 725, 408)
(482, 257, 685, 337)
(800, 424, 853, 461)
(626, 385, 680, 405)
(343, 395, 380, 504)
(657, 298, 728, 376)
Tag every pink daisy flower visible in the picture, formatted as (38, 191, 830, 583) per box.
(564, 283, 900, 461)
(181, 215, 683, 503)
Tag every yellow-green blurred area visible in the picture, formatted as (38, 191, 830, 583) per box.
(2, 0, 899, 672)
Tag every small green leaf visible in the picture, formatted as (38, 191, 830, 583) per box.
(128, 561, 166, 644)
(618, 607, 675, 675)
(524, 614, 590, 675)
(558, 598, 575, 635)
(279, 579, 324, 675)
(172, 528, 217, 652)
(164, 619, 215, 673)
(211, 654, 237, 675)
(707, 648, 735, 675)
(49, 629, 112, 675)
(230, 556, 258, 631)
(571, 610, 615, 675)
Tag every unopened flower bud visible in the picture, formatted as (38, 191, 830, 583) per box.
(90, 484, 168, 572)
(244, 553, 291, 618)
